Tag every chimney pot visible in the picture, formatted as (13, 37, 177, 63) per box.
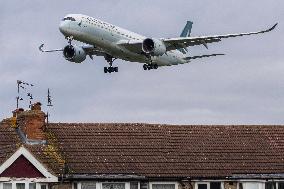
(12, 108, 25, 117)
(31, 102, 42, 111)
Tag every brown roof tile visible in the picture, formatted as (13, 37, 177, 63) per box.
(45, 124, 284, 178)
(1, 123, 284, 178)
(0, 126, 21, 165)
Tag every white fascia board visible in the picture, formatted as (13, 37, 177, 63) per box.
(0, 146, 58, 182)
(192, 180, 267, 182)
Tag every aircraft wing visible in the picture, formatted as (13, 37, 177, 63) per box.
(184, 53, 225, 61)
(162, 23, 278, 51)
(39, 44, 107, 59)
(116, 23, 277, 54)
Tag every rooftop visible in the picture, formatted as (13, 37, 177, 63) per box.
(1, 119, 284, 179)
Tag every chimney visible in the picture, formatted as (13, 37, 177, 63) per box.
(0, 109, 24, 128)
(16, 102, 46, 141)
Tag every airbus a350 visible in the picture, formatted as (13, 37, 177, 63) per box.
(39, 14, 277, 73)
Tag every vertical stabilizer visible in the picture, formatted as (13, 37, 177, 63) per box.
(178, 21, 193, 54)
(180, 21, 193, 37)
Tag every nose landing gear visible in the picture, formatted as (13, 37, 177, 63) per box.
(65, 36, 74, 46)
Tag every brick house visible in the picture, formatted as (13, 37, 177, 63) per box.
(0, 103, 283, 189)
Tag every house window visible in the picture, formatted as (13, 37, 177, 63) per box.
(16, 183, 25, 189)
(130, 182, 139, 189)
(82, 182, 96, 189)
(3, 183, 12, 189)
(197, 184, 207, 189)
(102, 183, 125, 189)
(141, 182, 149, 189)
(152, 184, 175, 189)
(210, 182, 221, 189)
(29, 183, 36, 189)
(41, 185, 47, 189)
(73, 183, 78, 189)
(241, 183, 260, 189)
(265, 182, 276, 189)
(196, 183, 222, 189)
(279, 183, 284, 189)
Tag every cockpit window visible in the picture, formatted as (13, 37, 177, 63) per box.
(62, 17, 76, 21)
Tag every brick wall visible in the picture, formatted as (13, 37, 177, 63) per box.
(17, 102, 46, 140)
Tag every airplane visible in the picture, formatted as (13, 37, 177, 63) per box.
(39, 14, 277, 74)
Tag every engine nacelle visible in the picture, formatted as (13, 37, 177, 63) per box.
(142, 38, 167, 56)
(63, 45, 86, 63)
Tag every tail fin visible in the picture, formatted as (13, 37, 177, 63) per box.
(178, 21, 193, 54)
(180, 21, 193, 37)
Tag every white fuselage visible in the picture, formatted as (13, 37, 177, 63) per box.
(59, 14, 188, 66)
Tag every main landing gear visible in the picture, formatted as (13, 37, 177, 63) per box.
(143, 63, 158, 70)
(104, 55, 118, 73)
(142, 53, 159, 71)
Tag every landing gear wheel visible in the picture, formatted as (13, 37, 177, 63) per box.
(104, 66, 119, 73)
(114, 67, 118, 72)
(143, 64, 158, 71)
(104, 67, 108, 73)
(143, 64, 147, 70)
(153, 64, 158, 69)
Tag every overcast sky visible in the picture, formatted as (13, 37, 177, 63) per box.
(0, 0, 283, 124)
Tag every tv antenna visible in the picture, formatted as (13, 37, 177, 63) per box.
(47, 88, 53, 107)
(46, 88, 54, 126)
(16, 80, 34, 109)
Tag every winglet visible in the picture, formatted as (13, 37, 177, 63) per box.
(268, 23, 278, 32)
(38, 44, 63, 53)
(39, 44, 44, 52)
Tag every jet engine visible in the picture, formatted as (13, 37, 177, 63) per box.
(63, 45, 86, 63)
(142, 38, 167, 56)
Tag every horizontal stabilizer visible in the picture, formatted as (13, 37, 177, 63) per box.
(184, 53, 225, 61)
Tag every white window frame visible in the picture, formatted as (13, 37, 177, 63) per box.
(195, 182, 209, 189)
(76, 182, 130, 189)
(101, 182, 129, 189)
(79, 182, 97, 189)
(0, 182, 47, 189)
(237, 182, 264, 189)
(1, 183, 12, 189)
(130, 182, 140, 189)
(150, 182, 178, 189)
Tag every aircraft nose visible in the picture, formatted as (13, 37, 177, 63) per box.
(59, 21, 70, 35)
